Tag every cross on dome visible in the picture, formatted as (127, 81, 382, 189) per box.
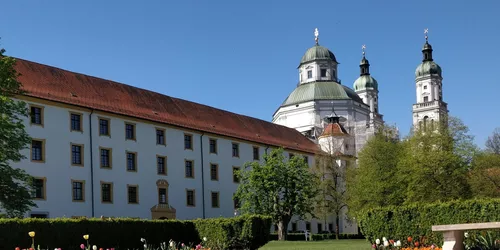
(362, 44, 366, 56)
(424, 28, 429, 41)
(314, 28, 319, 44)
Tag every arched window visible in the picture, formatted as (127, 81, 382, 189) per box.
(430, 119, 434, 131)
(423, 116, 429, 131)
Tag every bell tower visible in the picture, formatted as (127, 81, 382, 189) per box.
(412, 29, 448, 131)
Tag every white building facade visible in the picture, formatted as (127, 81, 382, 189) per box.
(272, 31, 385, 234)
(9, 58, 317, 221)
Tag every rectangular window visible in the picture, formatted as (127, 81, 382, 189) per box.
(71, 144, 83, 166)
(70, 113, 82, 131)
(30, 105, 43, 126)
(157, 156, 167, 175)
(185, 160, 194, 178)
(156, 128, 166, 145)
(99, 118, 110, 136)
(292, 222, 297, 232)
(253, 146, 259, 160)
(424, 85, 427, 89)
(328, 223, 333, 231)
(210, 164, 218, 181)
(100, 148, 112, 168)
(232, 167, 240, 183)
(306, 222, 311, 231)
(307, 70, 312, 79)
(304, 156, 309, 165)
(126, 152, 137, 172)
(127, 185, 139, 204)
(320, 68, 327, 77)
(186, 189, 195, 207)
(125, 123, 136, 140)
(158, 188, 167, 204)
(423, 96, 429, 102)
(317, 223, 323, 233)
(31, 139, 45, 162)
(33, 178, 45, 199)
(211, 192, 219, 208)
(232, 143, 239, 157)
(72, 180, 85, 202)
(209, 138, 217, 154)
(101, 182, 113, 203)
(184, 134, 193, 150)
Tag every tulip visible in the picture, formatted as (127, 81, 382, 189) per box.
(415, 241, 420, 247)
(383, 241, 389, 247)
(396, 240, 401, 247)
(407, 236, 412, 242)
(141, 238, 146, 242)
(382, 237, 387, 242)
(83, 235, 89, 240)
(375, 239, 380, 245)
(203, 237, 207, 242)
(371, 244, 376, 249)
(15, 247, 20, 250)
(80, 243, 85, 249)
(93, 245, 97, 250)
(464, 232, 469, 238)
(28, 231, 36, 238)
(169, 241, 174, 247)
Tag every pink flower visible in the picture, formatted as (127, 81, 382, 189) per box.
(196, 244, 202, 249)
(181, 243, 185, 247)
(372, 244, 376, 249)
(80, 243, 85, 249)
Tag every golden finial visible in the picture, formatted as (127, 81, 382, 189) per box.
(424, 28, 429, 42)
(314, 28, 319, 44)
(362, 44, 366, 56)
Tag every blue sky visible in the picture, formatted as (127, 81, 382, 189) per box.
(1, 0, 499, 148)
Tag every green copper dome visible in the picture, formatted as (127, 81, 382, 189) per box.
(415, 61, 442, 78)
(300, 45, 337, 65)
(281, 81, 363, 107)
(353, 75, 378, 91)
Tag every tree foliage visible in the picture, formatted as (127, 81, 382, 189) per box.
(0, 46, 35, 217)
(234, 147, 319, 241)
(485, 127, 500, 154)
(399, 116, 472, 203)
(347, 116, 475, 216)
(468, 152, 500, 198)
(346, 125, 404, 217)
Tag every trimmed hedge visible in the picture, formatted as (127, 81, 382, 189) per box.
(0, 214, 272, 250)
(358, 198, 500, 246)
(269, 233, 365, 241)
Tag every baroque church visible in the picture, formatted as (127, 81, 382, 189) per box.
(272, 28, 447, 234)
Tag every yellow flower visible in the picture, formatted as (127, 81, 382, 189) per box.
(28, 231, 35, 238)
(83, 234, 89, 240)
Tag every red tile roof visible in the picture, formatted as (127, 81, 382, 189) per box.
(13, 57, 320, 154)
(319, 122, 349, 137)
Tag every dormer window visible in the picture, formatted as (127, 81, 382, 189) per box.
(307, 70, 312, 79)
(320, 69, 327, 77)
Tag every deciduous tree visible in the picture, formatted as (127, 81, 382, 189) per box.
(0, 46, 36, 217)
(346, 125, 403, 216)
(234, 147, 319, 241)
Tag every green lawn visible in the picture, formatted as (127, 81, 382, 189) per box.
(260, 239, 372, 250)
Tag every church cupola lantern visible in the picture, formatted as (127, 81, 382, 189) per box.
(360, 44, 370, 76)
(422, 28, 434, 62)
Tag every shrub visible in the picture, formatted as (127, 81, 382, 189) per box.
(0, 215, 271, 250)
(193, 214, 272, 250)
(358, 198, 500, 247)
